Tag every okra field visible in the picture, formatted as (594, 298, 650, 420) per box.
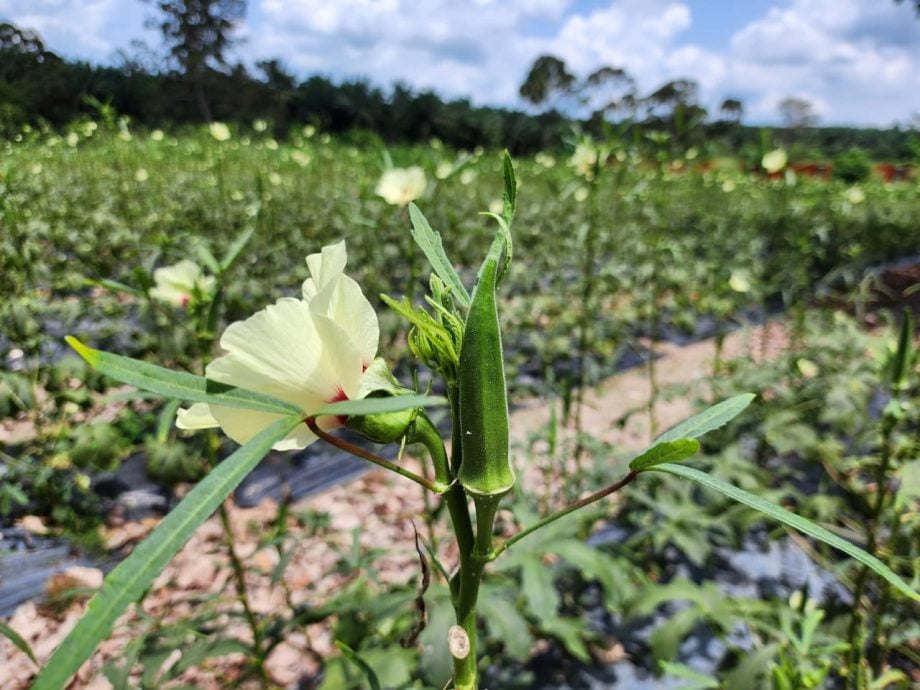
(2, 121, 920, 689)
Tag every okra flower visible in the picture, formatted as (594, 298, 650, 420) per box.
(375, 166, 427, 206)
(177, 241, 385, 451)
(149, 260, 215, 308)
(761, 149, 787, 174)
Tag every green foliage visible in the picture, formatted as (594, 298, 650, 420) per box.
(834, 147, 873, 183)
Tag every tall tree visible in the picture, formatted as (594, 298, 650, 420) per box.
(519, 55, 576, 109)
(144, 0, 246, 120)
(719, 97, 744, 124)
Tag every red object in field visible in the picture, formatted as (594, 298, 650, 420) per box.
(874, 163, 916, 183)
(789, 162, 833, 180)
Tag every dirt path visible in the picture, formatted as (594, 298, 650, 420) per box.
(0, 321, 789, 689)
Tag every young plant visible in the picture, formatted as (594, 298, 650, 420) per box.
(32, 155, 919, 690)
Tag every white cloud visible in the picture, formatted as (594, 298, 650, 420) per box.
(1, 0, 919, 125)
(724, 0, 920, 124)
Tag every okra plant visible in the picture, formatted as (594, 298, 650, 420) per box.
(33, 154, 919, 690)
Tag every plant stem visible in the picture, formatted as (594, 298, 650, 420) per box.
(218, 502, 270, 689)
(490, 470, 638, 560)
(846, 416, 896, 687)
(305, 416, 448, 493)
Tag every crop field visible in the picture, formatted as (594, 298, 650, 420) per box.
(2, 123, 920, 689)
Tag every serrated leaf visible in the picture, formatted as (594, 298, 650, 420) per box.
(659, 660, 720, 690)
(313, 394, 447, 418)
(649, 463, 920, 602)
(407, 202, 470, 307)
(478, 591, 532, 660)
(65, 337, 302, 416)
(31, 415, 302, 690)
(656, 393, 755, 443)
(0, 620, 36, 664)
(521, 557, 559, 623)
(629, 438, 700, 471)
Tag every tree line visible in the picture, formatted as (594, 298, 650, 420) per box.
(0, 8, 916, 161)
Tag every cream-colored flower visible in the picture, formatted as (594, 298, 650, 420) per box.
(149, 260, 215, 308)
(177, 241, 382, 451)
(375, 166, 427, 206)
(762, 149, 787, 173)
(569, 142, 598, 177)
(845, 186, 866, 205)
(209, 122, 232, 142)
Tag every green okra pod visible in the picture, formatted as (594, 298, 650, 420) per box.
(458, 239, 515, 500)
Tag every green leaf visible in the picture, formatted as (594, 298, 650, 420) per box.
(521, 557, 559, 623)
(313, 394, 447, 418)
(656, 393, 755, 443)
(65, 337, 303, 416)
(479, 588, 533, 660)
(648, 463, 920, 602)
(89, 277, 145, 299)
(629, 438, 701, 471)
(31, 415, 301, 690)
(407, 202, 471, 307)
(0, 620, 37, 664)
(335, 641, 381, 690)
(502, 150, 517, 225)
(220, 221, 257, 271)
(659, 660, 720, 690)
(195, 245, 222, 275)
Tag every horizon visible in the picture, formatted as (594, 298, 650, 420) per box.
(2, 0, 919, 129)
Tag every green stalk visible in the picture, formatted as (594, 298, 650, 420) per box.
(846, 415, 896, 687)
(218, 502, 270, 689)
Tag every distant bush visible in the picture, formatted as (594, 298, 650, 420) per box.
(834, 148, 873, 183)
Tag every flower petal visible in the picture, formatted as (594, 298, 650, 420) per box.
(302, 240, 347, 300)
(309, 275, 378, 367)
(176, 402, 220, 429)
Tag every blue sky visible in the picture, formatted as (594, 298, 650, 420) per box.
(2, 0, 919, 126)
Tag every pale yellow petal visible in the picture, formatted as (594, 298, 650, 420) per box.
(308, 275, 379, 367)
(302, 240, 347, 300)
(207, 297, 339, 409)
(176, 403, 219, 429)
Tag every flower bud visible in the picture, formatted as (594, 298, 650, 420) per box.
(345, 398, 418, 444)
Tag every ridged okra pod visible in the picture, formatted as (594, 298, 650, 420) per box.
(458, 242, 514, 503)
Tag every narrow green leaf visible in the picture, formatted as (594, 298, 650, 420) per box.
(313, 394, 447, 418)
(195, 245, 221, 276)
(502, 151, 517, 225)
(335, 642, 381, 690)
(656, 394, 755, 443)
(629, 438, 701, 471)
(648, 463, 920, 602)
(65, 337, 302, 416)
(32, 415, 301, 690)
(89, 278, 145, 299)
(407, 202, 471, 307)
(220, 222, 257, 271)
(0, 620, 37, 664)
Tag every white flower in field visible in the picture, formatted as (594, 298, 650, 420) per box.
(573, 186, 589, 203)
(151, 129, 165, 142)
(375, 166, 427, 206)
(150, 260, 215, 308)
(459, 169, 477, 185)
(488, 199, 503, 215)
(303, 124, 316, 138)
(134, 168, 149, 182)
(535, 152, 556, 168)
(569, 142, 598, 177)
(845, 186, 866, 205)
(209, 122, 232, 142)
(253, 119, 268, 132)
(729, 269, 751, 293)
(269, 172, 282, 186)
(177, 240, 382, 451)
(66, 132, 79, 147)
(291, 150, 312, 167)
(761, 149, 787, 174)
(435, 161, 453, 179)
(721, 180, 736, 193)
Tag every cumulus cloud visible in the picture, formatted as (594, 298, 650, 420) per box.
(1, 0, 919, 125)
